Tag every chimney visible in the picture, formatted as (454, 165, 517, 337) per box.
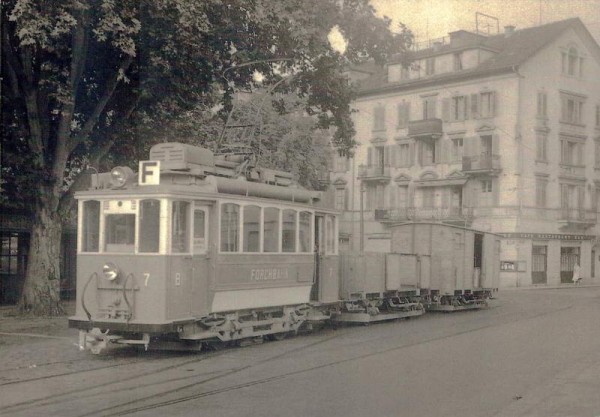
(504, 25, 516, 36)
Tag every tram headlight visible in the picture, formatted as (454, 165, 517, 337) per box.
(103, 262, 120, 281)
(110, 166, 134, 189)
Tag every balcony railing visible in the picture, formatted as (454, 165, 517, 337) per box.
(559, 164, 585, 177)
(357, 165, 391, 182)
(408, 118, 443, 138)
(374, 206, 474, 223)
(462, 153, 501, 174)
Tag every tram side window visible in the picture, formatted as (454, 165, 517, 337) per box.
(171, 201, 190, 253)
(193, 209, 206, 253)
(105, 214, 135, 253)
(82, 200, 100, 252)
(243, 205, 260, 252)
(263, 207, 280, 252)
(325, 215, 335, 254)
(139, 199, 160, 253)
(282, 209, 297, 252)
(221, 203, 240, 252)
(299, 211, 311, 252)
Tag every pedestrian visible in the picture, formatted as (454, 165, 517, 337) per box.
(572, 262, 582, 285)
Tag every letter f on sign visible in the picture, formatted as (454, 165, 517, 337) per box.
(139, 161, 160, 185)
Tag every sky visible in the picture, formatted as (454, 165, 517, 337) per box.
(370, 0, 600, 45)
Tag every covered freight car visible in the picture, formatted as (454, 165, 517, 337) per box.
(390, 222, 500, 311)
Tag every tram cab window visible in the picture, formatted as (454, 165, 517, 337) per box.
(282, 209, 297, 253)
(82, 200, 100, 252)
(171, 201, 190, 253)
(221, 203, 240, 252)
(139, 199, 160, 253)
(299, 211, 312, 252)
(243, 205, 260, 252)
(193, 209, 207, 253)
(105, 214, 135, 253)
(263, 207, 280, 252)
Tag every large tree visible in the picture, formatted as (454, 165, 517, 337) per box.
(1, 0, 412, 314)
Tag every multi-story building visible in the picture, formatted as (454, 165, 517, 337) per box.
(331, 18, 600, 287)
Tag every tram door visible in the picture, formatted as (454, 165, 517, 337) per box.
(191, 205, 210, 316)
(312, 214, 339, 303)
(310, 216, 322, 301)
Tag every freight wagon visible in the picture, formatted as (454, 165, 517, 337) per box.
(390, 222, 500, 311)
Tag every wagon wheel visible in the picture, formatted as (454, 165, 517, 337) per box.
(268, 332, 287, 341)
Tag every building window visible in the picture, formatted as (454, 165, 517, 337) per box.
(396, 101, 410, 128)
(537, 91, 547, 118)
(481, 179, 492, 193)
(373, 105, 386, 131)
(334, 188, 347, 210)
(561, 94, 584, 125)
(425, 57, 435, 75)
(396, 143, 412, 167)
(479, 91, 496, 118)
(562, 46, 583, 77)
(560, 138, 583, 166)
(422, 96, 437, 119)
(452, 138, 463, 163)
(453, 53, 463, 71)
(536, 178, 548, 208)
(451, 95, 467, 121)
(422, 188, 435, 208)
(536, 133, 547, 162)
(560, 183, 585, 217)
(421, 141, 436, 165)
(334, 153, 348, 172)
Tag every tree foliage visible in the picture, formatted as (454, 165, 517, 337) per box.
(1, 0, 412, 313)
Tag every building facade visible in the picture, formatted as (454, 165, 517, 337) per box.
(332, 18, 600, 287)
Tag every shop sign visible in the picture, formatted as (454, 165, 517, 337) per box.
(498, 233, 594, 241)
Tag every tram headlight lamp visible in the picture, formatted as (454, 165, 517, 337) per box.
(103, 262, 120, 281)
(110, 166, 134, 189)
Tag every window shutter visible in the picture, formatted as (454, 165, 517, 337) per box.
(470, 94, 479, 119)
(434, 140, 441, 163)
(492, 134, 500, 156)
(491, 91, 497, 117)
(389, 186, 396, 209)
(442, 98, 450, 122)
(405, 102, 411, 125)
(344, 188, 349, 210)
(409, 142, 415, 166)
(367, 147, 372, 167)
(578, 186, 585, 210)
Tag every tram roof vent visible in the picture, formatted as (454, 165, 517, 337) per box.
(149, 143, 215, 171)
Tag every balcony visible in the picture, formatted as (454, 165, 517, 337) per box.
(559, 164, 585, 178)
(408, 118, 443, 139)
(358, 165, 391, 183)
(462, 153, 501, 175)
(558, 208, 597, 229)
(375, 206, 474, 226)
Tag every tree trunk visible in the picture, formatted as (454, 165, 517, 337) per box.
(18, 194, 64, 316)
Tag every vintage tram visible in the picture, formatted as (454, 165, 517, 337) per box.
(69, 142, 340, 353)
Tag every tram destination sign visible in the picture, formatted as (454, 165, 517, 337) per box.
(499, 233, 595, 240)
